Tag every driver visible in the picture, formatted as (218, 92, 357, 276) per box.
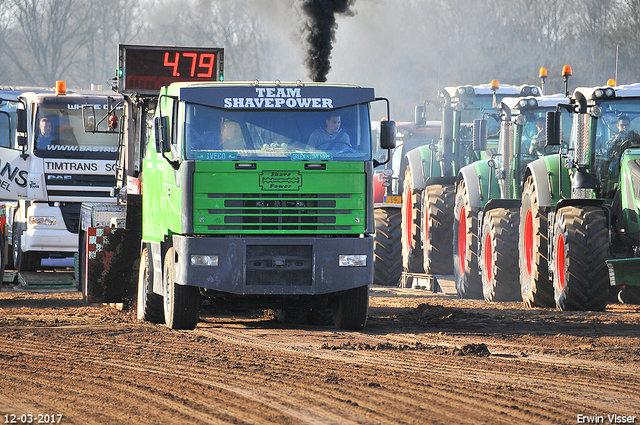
(308, 112, 351, 149)
(607, 115, 631, 154)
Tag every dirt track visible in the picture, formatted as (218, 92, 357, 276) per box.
(0, 285, 638, 425)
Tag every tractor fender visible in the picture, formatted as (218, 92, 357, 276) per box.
(524, 156, 563, 208)
(457, 160, 499, 209)
(402, 146, 429, 191)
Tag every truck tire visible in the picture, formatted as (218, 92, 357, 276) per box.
(452, 179, 482, 299)
(275, 308, 309, 324)
(552, 206, 609, 311)
(309, 306, 334, 326)
(519, 176, 554, 307)
(401, 168, 424, 274)
(162, 247, 200, 330)
(421, 184, 454, 275)
(481, 207, 521, 302)
(333, 285, 369, 330)
(137, 247, 164, 323)
(374, 207, 402, 286)
(12, 220, 40, 272)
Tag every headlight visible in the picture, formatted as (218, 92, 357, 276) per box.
(339, 255, 367, 267)
(29, 216, 57, 225)
(190, 255, 219, 266)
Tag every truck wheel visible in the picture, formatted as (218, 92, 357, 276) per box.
(275, 308, 309, 324)
(137, 247, 164, 323)
(12, 221, 40, 272)
(309, 306, 334, 326)
(421, 184, 454, 275)
(162, 247, 200, 330)
(374, 207, 402, 286)
(552, 206, 609, 311)
(333, 285, 369, 330)
(481, 208, 521, 302)
(519, 176, 554, 307)
(452, 179, 482, 299)
(401, 168, 424, 274)
(618, 286, 640, 304)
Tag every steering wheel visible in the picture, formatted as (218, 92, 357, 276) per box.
(316, 140, 352, 151)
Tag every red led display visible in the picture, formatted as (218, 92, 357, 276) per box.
(118, 45, 224, 94)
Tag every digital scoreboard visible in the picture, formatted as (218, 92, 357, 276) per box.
(117, 44, 224, 94)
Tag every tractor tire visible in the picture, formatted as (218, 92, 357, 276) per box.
(137, 246, 164, 323)
(12, 219, 40, 272)
(618, 286, 640, 304)
(401, 167, 424, 274)
(519, 176, 554, 307)
(163, 247, 201, 330)
(421, 184, 455, 275)
(481, 207, 522, 302)
(333, 285, 369, 330)
(452, 179, 482, 299)
(374, 207, 402, 286)
(552, 206, 609, 311)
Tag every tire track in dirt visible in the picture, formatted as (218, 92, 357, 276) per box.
(193, 323, 639, 421)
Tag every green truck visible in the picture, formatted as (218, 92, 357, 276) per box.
(79, 44, 396, 330)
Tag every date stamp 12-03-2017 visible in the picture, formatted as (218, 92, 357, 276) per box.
(3, 414, 63, 424)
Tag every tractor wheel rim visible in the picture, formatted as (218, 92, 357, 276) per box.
(458, 206, 467, 276)
(524, 209, 533, 278)
(557, 233, 565, 292)
(484, 232, 492, 285)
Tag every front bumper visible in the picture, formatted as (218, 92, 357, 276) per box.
(172, 235, 373, 295)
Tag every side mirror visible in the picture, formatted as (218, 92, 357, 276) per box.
(379, 120, 396, 150)
(472, 119, 487, 151)
(545, 111, 561, 146)
(154, 116, 169, 153)
(16, 109, 27, 133)
(414, 105, 425, 126)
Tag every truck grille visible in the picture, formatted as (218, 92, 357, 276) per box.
(45, 174, 116, 198)
(205, 193, 353, 231)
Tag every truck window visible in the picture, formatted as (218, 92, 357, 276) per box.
(183, 103, 371, 161)
(34, 98, 122, 160)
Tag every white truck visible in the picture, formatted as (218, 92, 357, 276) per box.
(0, 82, 122, 275)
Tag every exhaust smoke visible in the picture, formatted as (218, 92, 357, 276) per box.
(295, 0, 356, 82)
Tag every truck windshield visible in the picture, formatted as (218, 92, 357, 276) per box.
(183, 103, 371, 161)
(0, 100, 20, 148)
(34, 98, 121, 160)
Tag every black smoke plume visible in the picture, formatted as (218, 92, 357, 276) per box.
(295, 0, 357, 82)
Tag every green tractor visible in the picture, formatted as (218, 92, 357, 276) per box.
(455, 92, 571, 301)
(400, 81, 542, 294)
(521, 82, 640, 310)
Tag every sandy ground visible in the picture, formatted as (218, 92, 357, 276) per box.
(0, 285, 638, 424)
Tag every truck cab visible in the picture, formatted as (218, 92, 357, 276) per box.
(0, 83, 122, 271)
